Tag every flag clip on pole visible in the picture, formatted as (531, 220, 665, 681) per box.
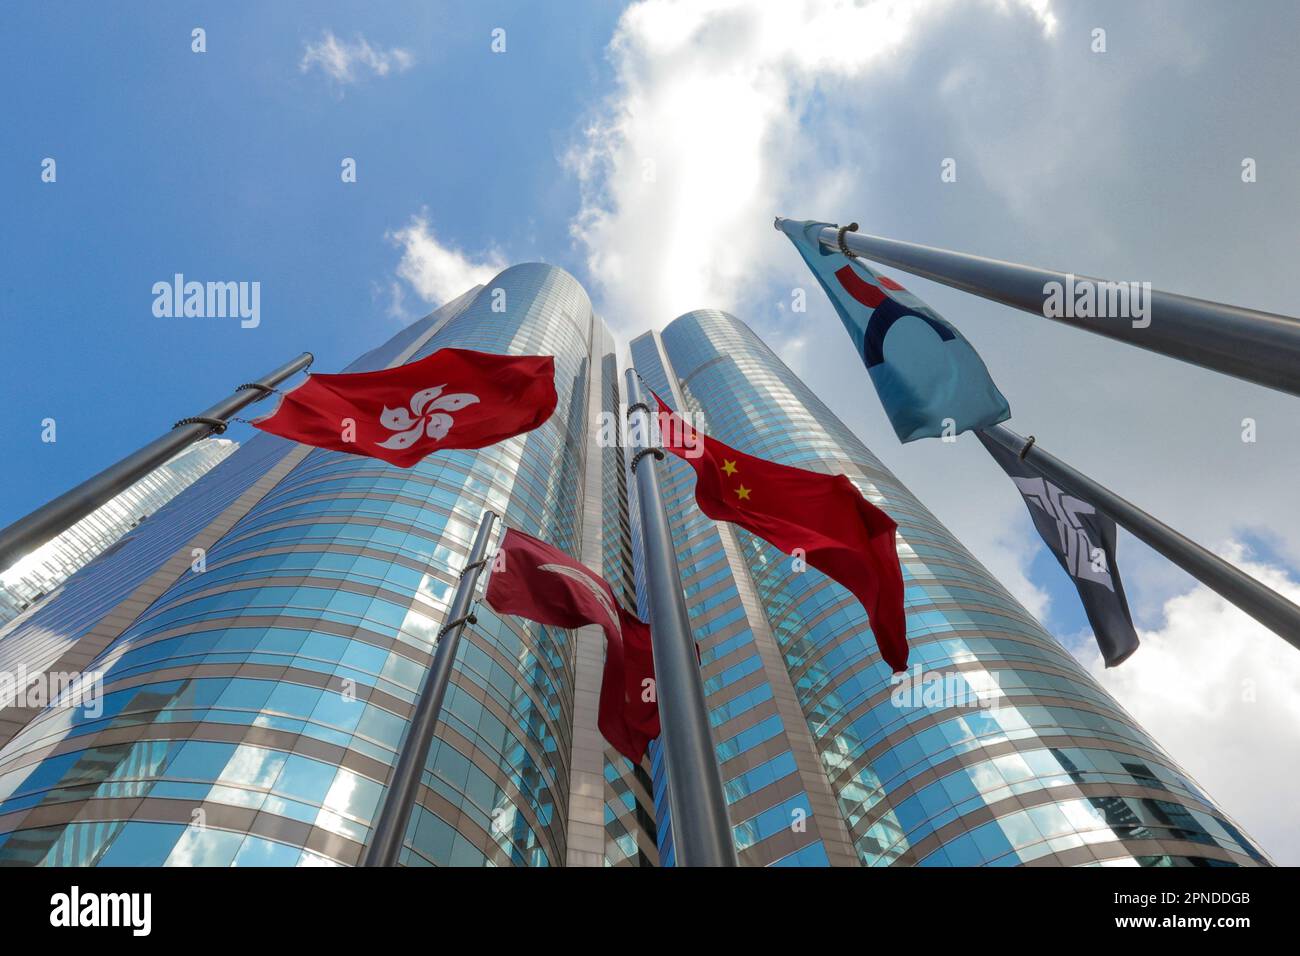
(0, 351, 315, 574)
(362, 508, 498, 867)
(624, 370, 738, 867)
(835, 222, 860, 259)
(982, 424, 1300, 650)
(775, 217, 1300, 399)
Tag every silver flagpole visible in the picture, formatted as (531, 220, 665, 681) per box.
(362, 507, 497, 867)
(982, 424, 1300, 649)
(0, 352, 315, 574)
(775, 218, 1300, 398)
(624, 370, 737, 867)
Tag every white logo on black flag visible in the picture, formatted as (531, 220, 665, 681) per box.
(977, 432, 1139, 666)
(1009, 476, 1114, 590)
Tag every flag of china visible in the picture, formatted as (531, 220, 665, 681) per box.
(252, 348, 558, 468)
(654, 394, 908, 672)
(486, 527, 659, 762)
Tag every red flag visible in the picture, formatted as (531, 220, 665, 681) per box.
(485, 528, 659, 762)
(252, 348, 558, 468)
(654, 394, 908, 672)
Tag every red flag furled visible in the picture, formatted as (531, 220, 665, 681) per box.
(653, 394, 908, 672)
(253, 348, 558, 468)
(486, 527, 659, 762)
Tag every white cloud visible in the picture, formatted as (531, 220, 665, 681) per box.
(387, 213, 505, 311)
(300, 31, 414, 85)
(1081, 543, 1300, 865)
(566, 0, 1057, 332)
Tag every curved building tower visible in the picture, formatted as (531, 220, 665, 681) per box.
(0, 264, 656, 867)
(630, 310, 1266, 867)
(0, 280, 1265, 867)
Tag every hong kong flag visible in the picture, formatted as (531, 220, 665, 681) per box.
(486, 528, 659, 763)
(654, 394, 908, 672)
(252, 348, 558, 467)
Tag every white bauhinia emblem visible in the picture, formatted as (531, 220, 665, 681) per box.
(376, 385, 479, 451)
(538, 563, 622, 636)
(1012, 476, 1116, 591)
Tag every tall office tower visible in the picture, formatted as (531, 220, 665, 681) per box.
(0, 438, 238, 627)
(0, 264, 656, 867)
(630, 311, 1267, 867)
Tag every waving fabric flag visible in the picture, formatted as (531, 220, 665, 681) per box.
(778, 218, 1010, 443)
(486, 527, 659, 762)
(977, 431, 1139, 666)
(654, 394, 908, 672)
(252, 348, 557, 467)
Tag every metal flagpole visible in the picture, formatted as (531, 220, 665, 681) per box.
(0, 351, 315, 574)
(363, 507, 497, 867)
(982, 424, 1300, 649)
(775, 218, 1300, 399)
(623, 370, 737, 867)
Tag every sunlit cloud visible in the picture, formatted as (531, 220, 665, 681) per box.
(566, 0, 1057, 332)
(387, 212, 506, 312)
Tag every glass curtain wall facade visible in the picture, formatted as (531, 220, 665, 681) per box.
(0, 438, 239, 626)
(0, 280, 1263, 868)
(630, 311, 1267, 868)
(0, 264, 654, 867)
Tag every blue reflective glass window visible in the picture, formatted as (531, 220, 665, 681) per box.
(165, 741, 238, 781)
(98, 823, 185, 866)
(165, 827, 245, 866)
(232, 836, 302, 866)
(272, 754, 336, 804)
(264, 683, 323, 719)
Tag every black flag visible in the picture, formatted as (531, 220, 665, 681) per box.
(977, 431, 1139, 666)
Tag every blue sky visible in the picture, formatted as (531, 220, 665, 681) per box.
(3, 0, 1299, 860)
(1, 0, 616, 524)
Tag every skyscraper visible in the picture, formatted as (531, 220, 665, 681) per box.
(0, 438, 238, 627)
(0, 273, 1266, 867)
(630, 310, 1267, 867)
(0, 264, 655, 867)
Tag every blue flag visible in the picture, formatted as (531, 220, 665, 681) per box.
(779, 218, 1010, 443)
